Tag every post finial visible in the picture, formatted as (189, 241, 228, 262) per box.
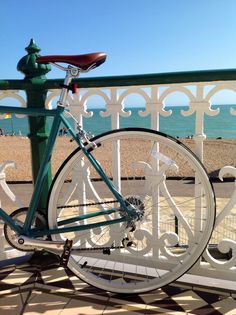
(17, 39, 51, 79)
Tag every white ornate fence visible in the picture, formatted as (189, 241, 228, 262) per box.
(0, 75, 236, 283)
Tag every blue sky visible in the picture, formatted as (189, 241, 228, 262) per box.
(1, 0, 236, 104)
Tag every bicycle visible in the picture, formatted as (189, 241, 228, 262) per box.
(0, 52, 216, 294)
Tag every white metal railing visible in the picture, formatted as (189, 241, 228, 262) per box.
(64, 81, 236, 283)
(0, 78, 236, 283)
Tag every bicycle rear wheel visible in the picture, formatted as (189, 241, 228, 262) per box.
(48, 128, 215, 294)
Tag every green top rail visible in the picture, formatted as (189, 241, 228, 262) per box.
(1, 68, 236, 91)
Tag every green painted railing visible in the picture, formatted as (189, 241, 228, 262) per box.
(2, 67, 236, 90)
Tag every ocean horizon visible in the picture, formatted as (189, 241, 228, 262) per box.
(0, 105, 236, 139)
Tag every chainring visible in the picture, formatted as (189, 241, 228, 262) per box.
(4, 208, 47, 252)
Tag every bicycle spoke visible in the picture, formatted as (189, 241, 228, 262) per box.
(48, 128, 215, 293)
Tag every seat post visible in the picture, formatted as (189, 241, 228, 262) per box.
(57, 71, 73, 107)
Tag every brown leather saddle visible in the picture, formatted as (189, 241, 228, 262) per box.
(37, 52, 107, 71)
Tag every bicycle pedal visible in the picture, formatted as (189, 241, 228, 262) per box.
(60, 239, 73, 267)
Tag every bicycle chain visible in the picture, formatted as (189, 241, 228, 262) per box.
(57, 199, 119, 209)
(73, 244, 125, 253)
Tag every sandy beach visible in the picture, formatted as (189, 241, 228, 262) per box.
(0, 136, 235, 182)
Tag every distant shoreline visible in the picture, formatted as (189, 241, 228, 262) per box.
(0, 104, 236, 139)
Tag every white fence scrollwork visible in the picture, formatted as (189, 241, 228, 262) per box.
(0, 76, 236, 284)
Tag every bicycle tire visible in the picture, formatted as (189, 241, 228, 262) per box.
(47, 128, 215, 294)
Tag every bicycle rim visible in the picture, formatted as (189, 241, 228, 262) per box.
(48, 128, 215, 294)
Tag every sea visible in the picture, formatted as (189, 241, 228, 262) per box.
(0, 105, 236, 139)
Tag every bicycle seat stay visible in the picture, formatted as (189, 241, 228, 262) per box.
(37, 52, 107, 71)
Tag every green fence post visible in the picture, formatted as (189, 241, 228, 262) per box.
(17, 39, 52, 212)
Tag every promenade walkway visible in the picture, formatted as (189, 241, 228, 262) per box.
(1, 180, 235, 214)
(0, 182, 235, 314)
(0, 251, 235, 315)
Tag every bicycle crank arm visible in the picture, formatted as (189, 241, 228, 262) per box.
(18, 236, 65, 253)
(18, 236, 132, 257)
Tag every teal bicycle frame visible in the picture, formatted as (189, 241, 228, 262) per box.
(0, 105, 134, 238)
